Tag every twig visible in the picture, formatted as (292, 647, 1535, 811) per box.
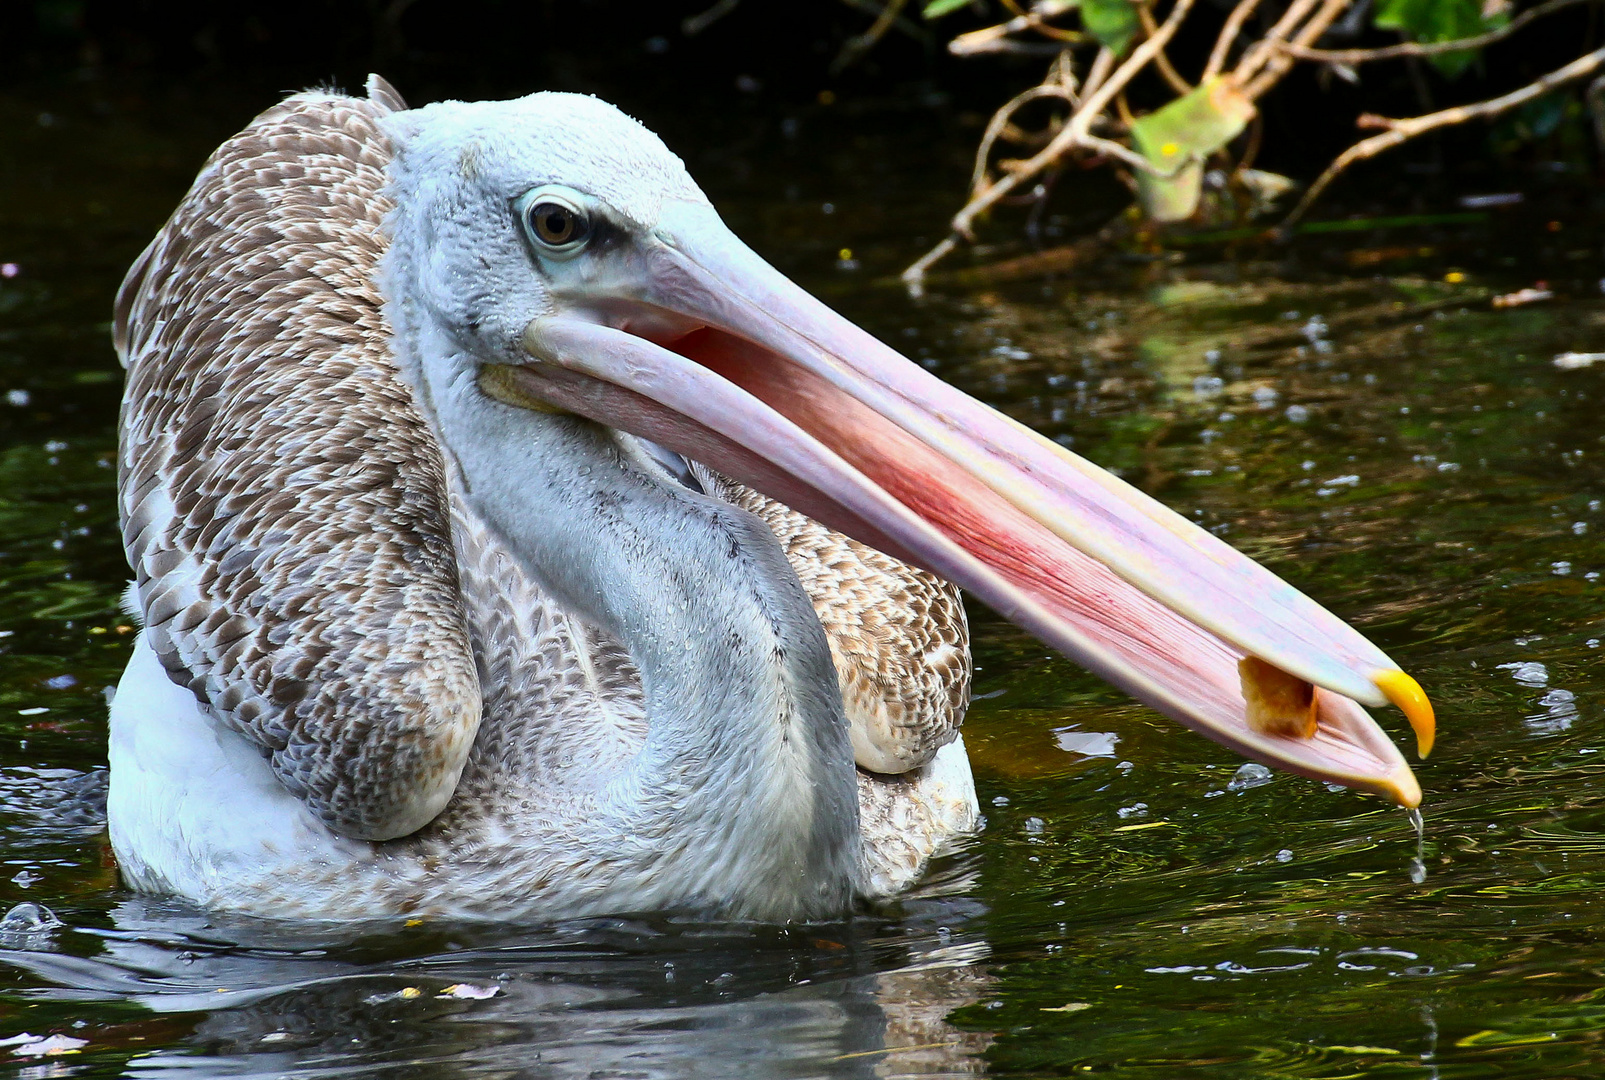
(834, 0, 914, 72)
(1242, 0, 1359, 101)
(969, 83, 1079, 195)
(837, 0, 933, 47)
(1079, 45, 1118, 102)
(1232, 0, 1325, 85)
(1140, 4, 1195, 93)
(1282, 44, 1605, 225)
(1203, 0, 1266, 80)
(1277, 0, 1594, 64)
(683, 0, 743, 36)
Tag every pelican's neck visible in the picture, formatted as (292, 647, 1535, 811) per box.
(398, 315, 861, 918)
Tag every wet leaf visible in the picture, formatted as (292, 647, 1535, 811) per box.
(922, 0, 973, 18)
(1079, 0, 1140, 53)
(1130, 78, 1256, 222)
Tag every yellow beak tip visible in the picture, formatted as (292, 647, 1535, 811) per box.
(1374, 669, 1435, 760)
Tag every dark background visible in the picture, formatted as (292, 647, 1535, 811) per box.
(4, 0, 1605, 213)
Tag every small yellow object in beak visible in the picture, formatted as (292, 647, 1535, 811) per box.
(1374, 669, 1435, 758)
(1239, 656, 1318, 739)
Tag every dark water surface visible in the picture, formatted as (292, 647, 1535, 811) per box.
(5, 71, 1605, 1078)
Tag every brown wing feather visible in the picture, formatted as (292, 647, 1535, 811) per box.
(701, 472, 971, 774)
(115, 81, 482, 841)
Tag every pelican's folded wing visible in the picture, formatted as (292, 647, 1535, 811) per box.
(114, 79, 482, 842)
(699, 470, 971, 774)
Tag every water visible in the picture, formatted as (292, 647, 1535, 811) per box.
(5, 72, 1605, 1076)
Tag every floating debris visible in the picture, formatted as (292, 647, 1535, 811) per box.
(1, 1032, 87, 1057)
(1053, 729, 1119, 757)
(438, 983, 500, 1000)
(1492, 287, 1553, 309)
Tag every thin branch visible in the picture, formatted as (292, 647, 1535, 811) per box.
(683, 0, 743, 36)
(1242, 0, 1358, 101)
(1232, 0, 1325, 84)
(1078, 45, 1118, 102)
(833, 0, 914, 73)
(1140, 3, 1195, 92)
(836, 0, 933, 46)
(1283, 44, 1605, 225)
(903, 237, 960, 297)
(949, 11, 1087, 55)
(1203, 0, 1266, 80)
(969, 84, 1078, 195)
(1278, 0, 1594, 64)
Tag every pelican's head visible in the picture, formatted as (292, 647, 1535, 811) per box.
(381, 90, 1432, 806)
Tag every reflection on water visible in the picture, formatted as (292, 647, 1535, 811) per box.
(2, 893, 992, 1078)
(7, 70, 1605, 1077)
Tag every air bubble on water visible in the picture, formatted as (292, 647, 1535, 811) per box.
(1497, 661, 1548, 687)
(1227, 762, 1274, 792)
(0, 902, 62, 949)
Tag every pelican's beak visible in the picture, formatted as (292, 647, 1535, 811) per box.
(506, 199, 1431, 806)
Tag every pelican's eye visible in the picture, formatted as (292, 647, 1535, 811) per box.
(516, 188, 591, 258)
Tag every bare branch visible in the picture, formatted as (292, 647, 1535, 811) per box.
(683, 0, 743, 36)
(1078, 44, 1118, 102)
(903, 0, 1199, 284)
(1277, 0, 1594, 64)
(1232, 0, 1325, 85)
(903, 237, 960, 297)
(833, 0, 914, 73)
(1283, 44, 1605, 226)
(1203, 0, 1266, 80)
(1242, 0, 1359, 101)
(949, 5, 1087, 55)
(969, 84, 1079, 196)
(1140, 3, 1196, 93)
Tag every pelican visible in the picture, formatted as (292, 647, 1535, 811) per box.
(107, 77, 1434, 922)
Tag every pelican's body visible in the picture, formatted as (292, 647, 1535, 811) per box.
(110, 84, 974, 920)
(110, 80, 1429, 923)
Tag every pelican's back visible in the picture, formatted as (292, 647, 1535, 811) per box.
(115, 82, 483, 844)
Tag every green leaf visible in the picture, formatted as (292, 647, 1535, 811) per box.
(1372, 0, 1506, 77)
(923, 0, 973, 18)
(1079, 0, 1140, 53)
(1129, 77, 1256, 222)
